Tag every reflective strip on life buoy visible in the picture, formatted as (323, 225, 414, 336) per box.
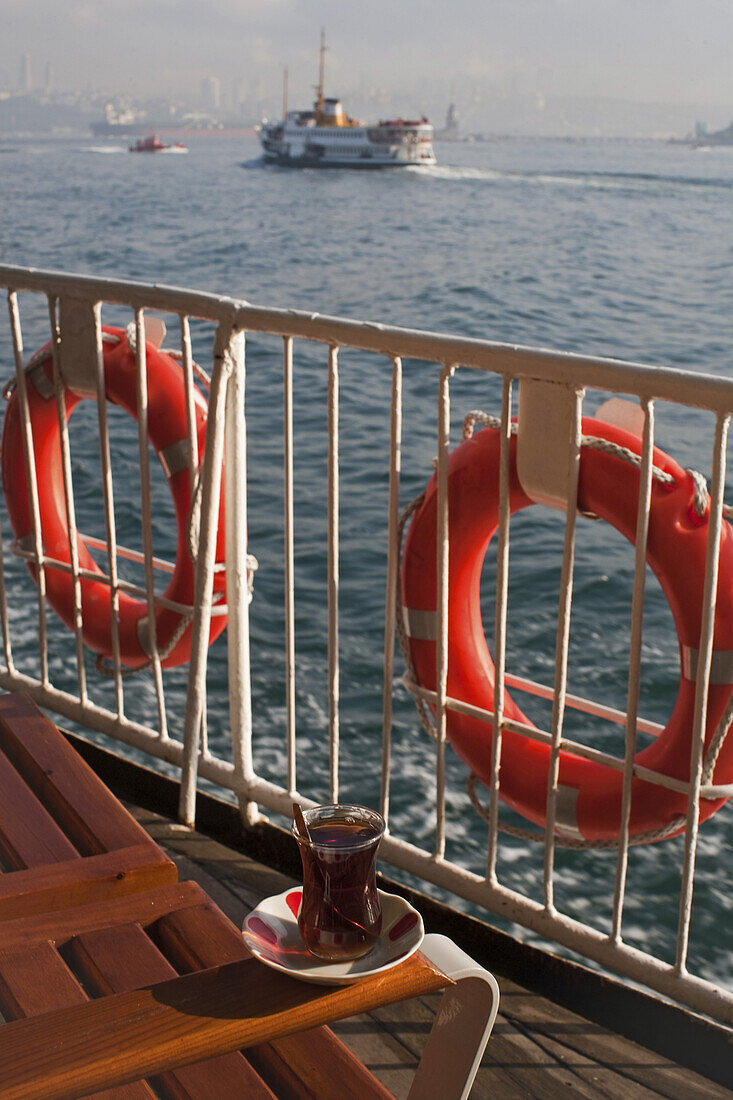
(400, 418, 733, 842)
(1, 326, 227, 668)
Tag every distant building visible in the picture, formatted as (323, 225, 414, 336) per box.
(201, 76, 221, 111)
(19, 54, 31, 93)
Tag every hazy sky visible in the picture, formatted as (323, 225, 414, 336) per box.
(3, 1, 733, 126)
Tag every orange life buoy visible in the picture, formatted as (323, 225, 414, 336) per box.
(1, 326, 227, 668)
(401, 418, 733, 842)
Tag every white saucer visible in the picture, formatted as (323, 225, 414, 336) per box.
(242, 887, 424, 985)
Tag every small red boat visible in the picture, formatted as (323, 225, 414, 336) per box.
(129, 135, 188, 153)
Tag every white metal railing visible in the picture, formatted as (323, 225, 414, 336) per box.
(0, 264, 731, 1027)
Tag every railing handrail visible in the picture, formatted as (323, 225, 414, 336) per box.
(2, 263, 733, 414)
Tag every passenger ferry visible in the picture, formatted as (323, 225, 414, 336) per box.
(257, 34, 436, 168)
(0, 263, 730, 1095)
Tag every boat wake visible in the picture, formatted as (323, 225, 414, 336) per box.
(527, 167, 733, 191)
(86, 146, 127, 154)
(410, 163, 733, 193)
(406, 164, 503, 182)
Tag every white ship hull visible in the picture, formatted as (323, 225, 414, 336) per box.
(258, 116, 436, 169)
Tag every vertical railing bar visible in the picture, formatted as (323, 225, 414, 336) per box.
(542, 387, 584, 912)
(435, 363, 456, 860)
(93, 305, 124, 716)
(380, 355, 403, 826)
(224, 330, 257, 823)
(179, 315, 200, 494)
(134, 309, 168, 739)
(327, 345, 340, 804)
(611, 397, 655, 943)
(486, 375, 513, 883)
(0, 507, 15, 674)
(675, 411, 730, 973)
(179, 314, 206, 755)
(179, 324, 232, 826)
(7, 290, 50, 686)
(283, 336, 297, 796)
(47, 295, 88, 705)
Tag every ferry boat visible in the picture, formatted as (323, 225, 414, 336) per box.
(257, 34, 436, 168)
(0, 263, 730, 1096)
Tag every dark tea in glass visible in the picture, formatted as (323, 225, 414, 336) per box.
(294, 804, 385, 961)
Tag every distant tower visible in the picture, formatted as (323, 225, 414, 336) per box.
(19, 53, 31, 93)
(438, 103, 460, 141)
(201, 76, 221, 111)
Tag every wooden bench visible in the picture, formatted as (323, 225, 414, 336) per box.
(0, 877, 499, 1099)
(0, 693, 500, 1097)
(0, 878, 405, 1099)
(0, 693, 177, 919)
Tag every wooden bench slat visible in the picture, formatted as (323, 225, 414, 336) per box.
(154, 895, 251, 969)
(0, 753, 79, 870)
(0, 694, 176, 921)
(0, 694, 152, 854)
(0, 953, 447, 1100)
(0, 881, 206, 951)
(0, 941, 89, 1019)
(0, 843, 178, 923)
(70, 922, 278, 1099)
(0, 943, 155, 1100)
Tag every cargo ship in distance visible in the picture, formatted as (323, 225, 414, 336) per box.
(257, 33, 436, 169)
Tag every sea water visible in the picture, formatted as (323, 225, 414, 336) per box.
(1, 133, 732, 991)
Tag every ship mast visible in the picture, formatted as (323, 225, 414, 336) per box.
(282, 66, 288, 119)
(316, 28, 326, 115)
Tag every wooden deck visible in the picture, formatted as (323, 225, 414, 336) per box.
(126, 800, 733, 1100)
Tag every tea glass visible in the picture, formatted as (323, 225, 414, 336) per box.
(293, 804, 385, 961)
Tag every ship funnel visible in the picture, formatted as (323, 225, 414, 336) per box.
(322, 98, 346, 125)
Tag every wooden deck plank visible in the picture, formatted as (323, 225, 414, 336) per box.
(495, 978, 733, 1100)
(367, 991, 631, 1100)
(325, 1010, 434, 1100)
(125, 802, 733, 1100)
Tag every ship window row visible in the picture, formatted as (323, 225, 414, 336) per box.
(312, 129, 364, 138)
(308, 143, 369, 154)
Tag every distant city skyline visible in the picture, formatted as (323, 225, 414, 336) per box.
(3, 1, 733, 137)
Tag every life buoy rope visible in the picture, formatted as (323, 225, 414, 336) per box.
(399, 413, 733, 845)
(1, 325, 244, 670)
